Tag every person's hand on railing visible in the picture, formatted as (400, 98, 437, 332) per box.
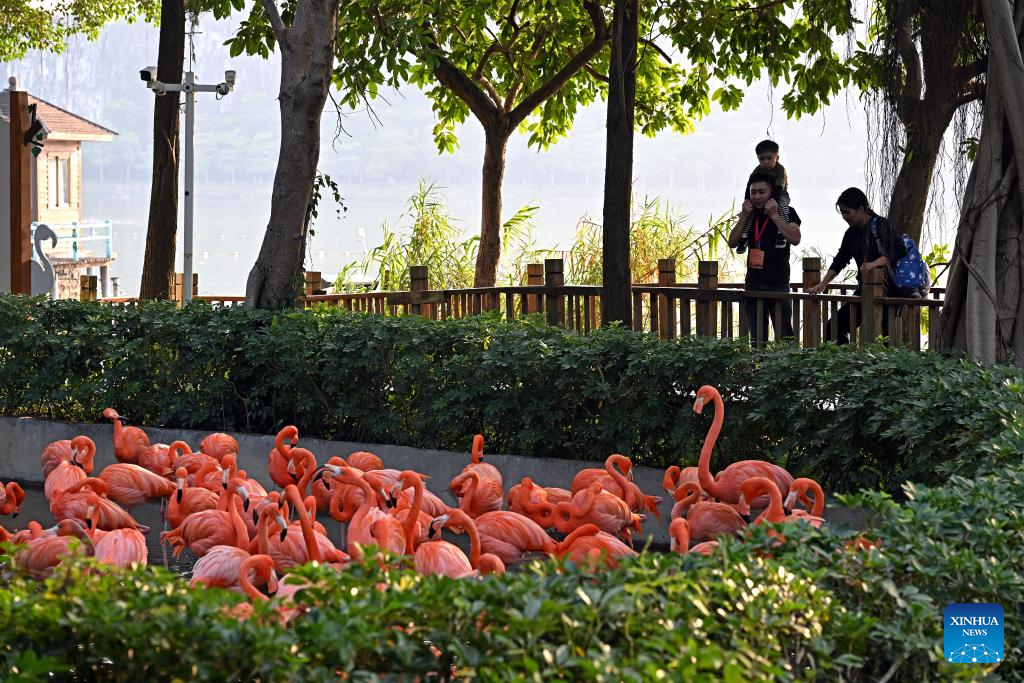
(807, 283, 827, 296)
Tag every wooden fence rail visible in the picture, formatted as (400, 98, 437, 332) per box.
(93, 259, 947, 350)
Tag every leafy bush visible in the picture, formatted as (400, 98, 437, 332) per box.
(3, 464, 1020, 681)
(1, 295, 1022, 493)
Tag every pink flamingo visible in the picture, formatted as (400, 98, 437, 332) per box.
(669, 518, 718, 556)
(160, 478, 250, 558)
(330, 468, 405, 559)
(41, 434, 96, 478)
(347, 451, 384, 471)
(785, 478, 826, 518)
(258, 485, 348, 572)
(449, 469, 503, 518)
(554, 523, 637, 570)
(103, 408, 150, 464)
(416, 509, 504, 578)
(572, 454, 661, 520)
(472, 510, 557, 565)
(50, 478, 147, 532)
(670, 482, 746, 543)
(693, 385, 793, 505)
(461, 434, 503, 486)
(268, 426, 299, 490)
(13, 519, 94, 578)
(554, 482, 644, 543)
(138, 440, 183, 477)
(199, 432, 239, 464)
(0, 481, 26, 517)
(506, 477, 557, 529)
(167, 467, 219, 528)
(388, 470, 432, 554)
(85, 495, 148, 567)
(97, 463, 176, 507)
(738, 477, 824, 530)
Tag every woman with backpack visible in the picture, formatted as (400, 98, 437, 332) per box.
(807, 187, 908, 344)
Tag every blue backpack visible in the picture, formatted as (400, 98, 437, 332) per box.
(870, 218, 930, 298)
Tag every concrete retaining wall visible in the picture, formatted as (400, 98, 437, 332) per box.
(0, 415, 676, 545)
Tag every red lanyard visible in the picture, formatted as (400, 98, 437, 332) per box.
(753, 215, 770, 247)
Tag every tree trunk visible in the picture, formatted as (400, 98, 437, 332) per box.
(600, 0, 638, 327)
(886, 105, 955, 242)
(139, 0, 184, 300)
(245, 0, 340, 309)
(939, 0, 1024, 365)
(475, 128, 509, 288)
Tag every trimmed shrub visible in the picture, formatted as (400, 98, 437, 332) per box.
(2, 464, 1021, 681)
(1, 295, 1023, 493)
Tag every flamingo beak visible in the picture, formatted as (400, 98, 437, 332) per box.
(783, 492, 796, 512)
(176, 479, 184, 503)
(11, 511, 17, 519)
(238, 489, 250, 512)
(221, 468, 229, 490)
(86, 504, 95, 529)
(693, 396, 705, 413)
(670, 536, 677, 552)
(279, 525, 288, 542)
(312, 468, 326, 484)
(117, 416, 129, 424)
(268, 568, 279, 594)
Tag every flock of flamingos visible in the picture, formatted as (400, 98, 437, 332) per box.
(0, 385, 826, 613)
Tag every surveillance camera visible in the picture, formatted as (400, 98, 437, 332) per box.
(140, 66, 158, 83)
(224, 70, 236, 87)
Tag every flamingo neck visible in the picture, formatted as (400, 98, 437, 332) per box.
(757, 483, 785, 524)
(808, 483, 825, 516)
(239, 559, 270, 602)
(697, 392, 725, 499)
(285, 486, 320, 563)
(402, 478, 423, 555)
(295, 453, 317, 495)
(607, 456, 635, 506)
(226, 489, 249, 550)
(670, 520, 690, 554)
(463, 518, 481, 567)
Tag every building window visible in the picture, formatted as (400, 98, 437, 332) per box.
(48, 155, 71, 208)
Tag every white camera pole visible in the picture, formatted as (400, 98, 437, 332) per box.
(143, 68, 234, 304)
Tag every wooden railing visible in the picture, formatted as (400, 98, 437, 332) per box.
(91, 258, 947, 350)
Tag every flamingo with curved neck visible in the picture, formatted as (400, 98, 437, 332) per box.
(668, 518, 718, 556)
(103, 408, 150, 464)
(283, 484, 321, 563)
(461, 434, 503, 486)
(268, 426, 299, 489)
(693, 385, 794, 505)
(392, 470, 426, 555)
(450, 469, 503, 517)
(785, 478, 825, 517)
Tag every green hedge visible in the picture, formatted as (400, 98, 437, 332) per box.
(3, 464, 1021, 681)
(2, 295, 1023, 493)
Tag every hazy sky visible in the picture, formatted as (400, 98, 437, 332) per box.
(3, 15, 958, 294)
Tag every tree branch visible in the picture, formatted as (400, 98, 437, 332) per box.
(583, 63, 610, 83)
(504, 30, 547, 110)
(895, 13, 922, 124)
(422, 25, 501, 129)
(638, 37, 672, 64)
(953, 78, 986, 107)
(508, 0, 609, 126)
(261, 0, 287, 43)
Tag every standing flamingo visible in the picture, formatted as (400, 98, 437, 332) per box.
(41, 435, 96, 478)
(693, 385, 793, 505)
(0, 481, 26, 517)
(449, 469, 503, 518)
(97, 463, 176, 507)
(138, 440, 181, 477)
(167, 467, 220, 528)
(417, 509, 504, 578)
(668, 518, 718, 556)
(103, 408, 150, 464)
(784, 478, 826, 518)
(388, 470, 432, 554)
(461, 434, 503, 486)
(347, 451, 384, 471)
(160, 479, 250, 558)
(738, 477, 823, 529)
(330, 468, 405, 559)
(259, 485, 348, 572)
(50, 478, 148, 532)
(554, 524, 637, 570)
(506, 477, 557, 529)
(86, 495, 148, 567)
(268, 426, 299, 490)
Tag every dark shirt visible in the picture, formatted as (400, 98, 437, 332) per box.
(828, 215, 907, 294)
(742, 206, 801, 288)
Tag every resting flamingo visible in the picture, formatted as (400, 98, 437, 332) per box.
(417, 509, 505, 578)
(738, 477, 824, 529)
(41, 434, 96, 478)
(85, 494, 148, 567)
(785, 478, 826, 518)
(138, 440, 182, 477)
(572, 454, 662, 520)
(167, 467, 220, 528)
(388, 470, 433, 554)
(199, 432, 239, 464)
(669, 517, 718, 557)
(103, 408, 150, 464)
(506, 477, 557, 529)
(13, 519, 94, 578)
(160, 478, 250, 558)
(0, 481, 26, 517)
(258, 485, 348, 572)
(472, 510, 557, 565)
(347, 451, 384, 472)
(554, 482, 644, 543)
(693, 385, 793, 505)
(449, 469, 503, 518)
(461, 434, 503, 486)
(226, 555, 281, 622)
(554, 523, 637, 570)
(670, 482, 746, 543)
(662, 465, 706, 500)
(97, 463, 176, 507)
(268, 426, 299, 490)
(50, 477, 148, 532)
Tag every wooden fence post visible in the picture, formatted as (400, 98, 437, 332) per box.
(79, 275, 97, 301)
(172, 272, 198, 307)
(545, 258, 565, 328)
(802, 257, 821, 348)
(526, 263, 544, 314)
(860, 268, 884, 347)
(696, 261, 718, 337)
(410, 265, 429, 318)
(657, 258, 676, 340)
(305, 271, 322, 297)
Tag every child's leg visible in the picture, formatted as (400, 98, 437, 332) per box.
(777, 187, 790, 222)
